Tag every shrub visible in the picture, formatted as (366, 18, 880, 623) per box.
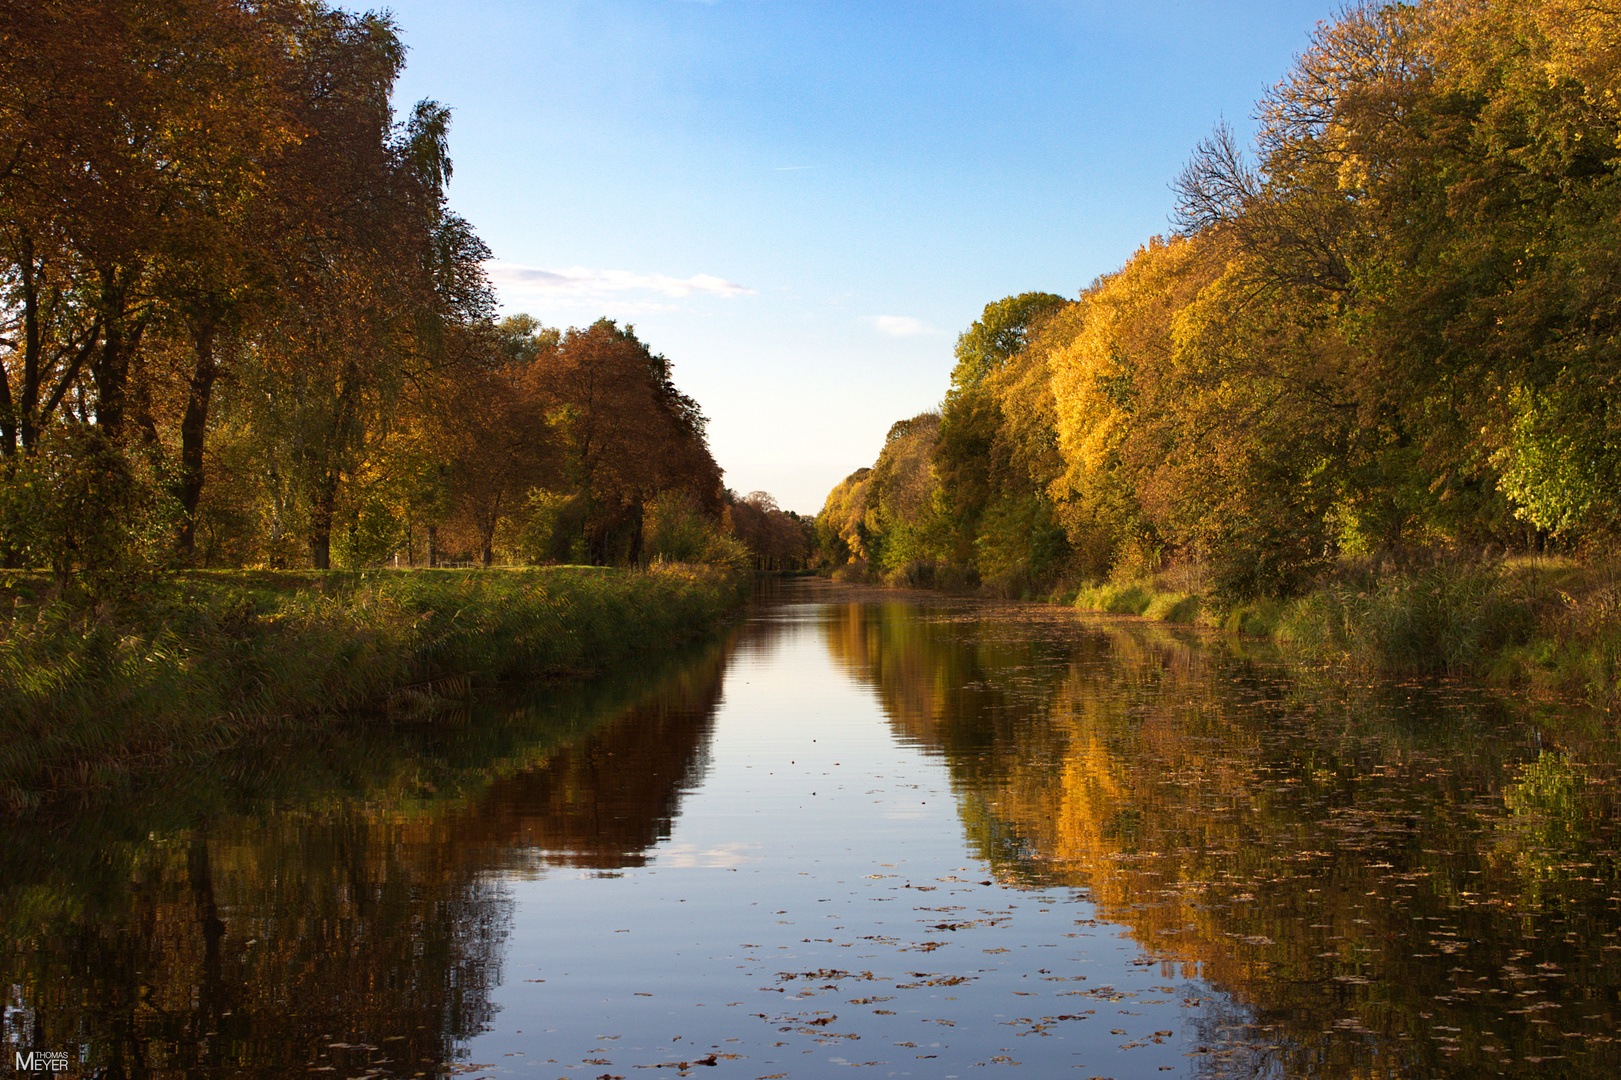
(831, 559, 873, 583)
(0, 425, 178, 594)
(884, 560, 936, 589)
(1073, 576, 1201, 623)
(643, 491, 752, 575)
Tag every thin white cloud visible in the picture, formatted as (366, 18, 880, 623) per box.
(486, 262, 755, 301)
(655, 842, 755, 868)
(870, 314, 943, 338)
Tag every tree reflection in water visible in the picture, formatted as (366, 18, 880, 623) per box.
(0, 632, 734, 1079)
(821, 596, 1621, 1079)
(5, 589, 1619, 1079)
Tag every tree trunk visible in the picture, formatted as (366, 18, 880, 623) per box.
(175, 316, 219, 557)
(90, 264, 144, 440)
(627, 498, 645, 566)
(309, 479, 336, 569)
(427, 523, 438, 568)
(0, 237, 30, 457)
(310, 531, 331, 571)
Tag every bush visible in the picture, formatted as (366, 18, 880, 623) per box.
(0, 425, 178, 594)
(1073, 576, 1201, 623)
(884, 560, 935, 589)
(643, 491, 752, 575)
(831, 559, 874, 583)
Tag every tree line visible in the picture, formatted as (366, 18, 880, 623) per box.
(821, 0, 1621, 601)
(0, 0, 806, 582)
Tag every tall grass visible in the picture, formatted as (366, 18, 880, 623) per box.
(1068, 554, 1621, 706)
(1273, 564, 1539, 674)
(1073, 577, 1203, 624)
(0, 564, 746, 813)
(1492, 571, 1621, 704)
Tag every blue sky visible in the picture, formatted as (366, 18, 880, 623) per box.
(384, 0, 1342, 513)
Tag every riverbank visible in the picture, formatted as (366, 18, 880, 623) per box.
(824, 552, 1621, 708)
(0, 564, 748, 814)
(1071, 556, 1621, 708)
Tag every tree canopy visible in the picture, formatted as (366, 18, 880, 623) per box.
(820, 0, 1621, 599)
(1, 1, 745, 580)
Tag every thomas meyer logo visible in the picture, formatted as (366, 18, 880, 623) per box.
(12, 1051, 71, 1074)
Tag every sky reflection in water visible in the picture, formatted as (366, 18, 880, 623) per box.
(3, 579, 1620, 1079)
(464, 581, 1621, 1079)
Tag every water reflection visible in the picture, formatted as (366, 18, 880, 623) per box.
(821, 595, 1621, 1077)
(0, 632, 735, 1079)
(454, 650, 725, 875)
(5, 586, 1620, 1079)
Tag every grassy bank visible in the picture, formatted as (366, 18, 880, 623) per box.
(0, 563, 747, 813)
(1071, 557, 1621, 709)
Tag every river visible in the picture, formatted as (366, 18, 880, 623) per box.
(3, 579, 1619, 1078)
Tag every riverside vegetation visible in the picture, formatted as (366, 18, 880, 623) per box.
(0, 563, 748, 815)
(816, 0, 1621, 710)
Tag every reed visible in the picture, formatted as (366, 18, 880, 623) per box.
(0, 564, 746, 813)
(1272, 563, 1543, 675)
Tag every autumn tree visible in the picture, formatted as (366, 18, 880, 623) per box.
(236, 13, 492, 569)
(535, 320, 722, 564)
(864, 412, 944, 574)
(436, 323, 559, 566)
(934, 293, 1069, 566)
(1171, 0, 1621, 550)
(0, 0, 316, 572)
(0, 0, 310, 452)
(725, 490, 813, 572)
(816, 468, 872, 568)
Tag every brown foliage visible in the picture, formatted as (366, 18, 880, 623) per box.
(528, 319, 723, 564)
(726, 490, 813, 571)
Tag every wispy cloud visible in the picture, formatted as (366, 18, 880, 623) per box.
(486, 262, 755, 302)
(869, 314, 944, 338)
(655, 842, 755, 869)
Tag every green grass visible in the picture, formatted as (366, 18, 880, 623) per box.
(1271, 564, 1539, 674)
(0, 564, 747, 814)
(1073, 578, 1203, 624)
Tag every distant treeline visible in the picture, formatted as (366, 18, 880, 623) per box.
(0, 0, 808, 587)
(821, 0, 1621, 601)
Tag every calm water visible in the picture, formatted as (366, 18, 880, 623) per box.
(3, 579, 1620, 1079)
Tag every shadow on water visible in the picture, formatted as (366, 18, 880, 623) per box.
(820, 593, 1621, 1079)
(0, 627, 738, 1079)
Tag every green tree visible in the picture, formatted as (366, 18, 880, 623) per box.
(934, 293, 1069, 569)
(947, 292, 1070, 395)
